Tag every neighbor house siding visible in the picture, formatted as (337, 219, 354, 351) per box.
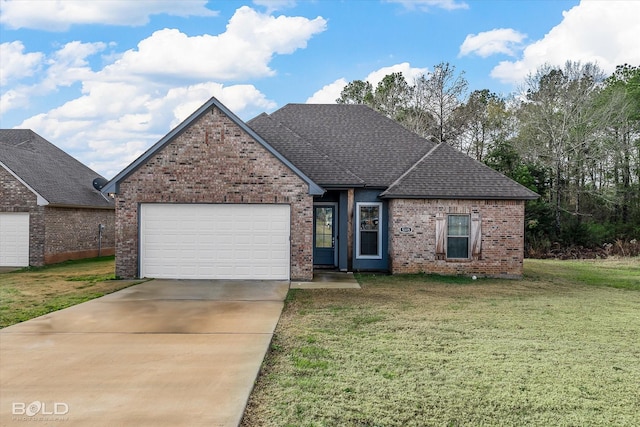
(388, 199, 525, 278)
(44, 207, 115, 264)
(1, 166, 45, 266)
(114, 105, 314, 280)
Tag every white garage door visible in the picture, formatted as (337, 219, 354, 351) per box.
(0, 213, 30, 267)
(140, 204, 291, 280)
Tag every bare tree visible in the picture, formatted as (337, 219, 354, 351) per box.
(457, 89, 509, 161)
(516, 61, 608, 235)
(412, 62, 468, 145)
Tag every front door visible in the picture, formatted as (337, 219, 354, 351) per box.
(313, 204, 336, 266)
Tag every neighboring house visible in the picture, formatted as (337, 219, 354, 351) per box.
(102, 97, 538, 281)
(0, 129, 115, 267)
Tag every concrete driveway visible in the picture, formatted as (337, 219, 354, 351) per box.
(0, 279, 289, 426)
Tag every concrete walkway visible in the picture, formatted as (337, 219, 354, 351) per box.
(291, 270, 361, 289)
(0, 279, 288, 427)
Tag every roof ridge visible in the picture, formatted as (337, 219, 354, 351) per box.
(262, 113, 367, 185)
(0, 129, 113, 208)
(380, 142, 442, 196)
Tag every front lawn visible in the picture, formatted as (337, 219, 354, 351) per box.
(242, 258, 640, 426)
(0, 256, 139, 328)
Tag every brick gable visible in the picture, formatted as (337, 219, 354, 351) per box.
(114, 105, 314, 280)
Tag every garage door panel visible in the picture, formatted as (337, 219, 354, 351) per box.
(140, 204, 290, 279)
(0, 213, 30, 267)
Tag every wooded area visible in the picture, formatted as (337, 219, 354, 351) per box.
(337, 62, 640, 257)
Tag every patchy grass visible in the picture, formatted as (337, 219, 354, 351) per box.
(242, 258, 640, 426)
(0, 256, 140, 328)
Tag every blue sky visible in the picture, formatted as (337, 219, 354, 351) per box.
(1, 0, 639, 178)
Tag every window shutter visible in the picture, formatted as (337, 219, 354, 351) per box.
(471, 213, 482, 259)
(435, 213, 445, 259)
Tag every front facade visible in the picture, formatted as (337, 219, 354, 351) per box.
(0, 130, 114, 267)
(103, 99, 321, 281)
(105, 98, 537, 281)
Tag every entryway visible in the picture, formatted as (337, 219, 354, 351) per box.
(313, 204, 337, 267)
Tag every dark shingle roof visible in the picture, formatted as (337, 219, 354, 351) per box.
(380, 142, 539, 200)
(249, 104, 436, 187)
(0, 129, 113, 208)
(248, 112, 364, 186)
(249, 104, 538, 200)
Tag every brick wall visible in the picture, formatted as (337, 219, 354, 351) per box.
(115, 105, 314, 280)
(2, 167, 116, 266)
(44, 206, 115, 263)
(388, 199, 525, 278)
(1, 167, 45, 266)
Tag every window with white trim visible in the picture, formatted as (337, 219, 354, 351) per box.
(356, 202, 382, 259)
(447, 214, 470, 259)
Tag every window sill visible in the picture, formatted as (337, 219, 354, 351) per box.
(356, 255, 383, 260)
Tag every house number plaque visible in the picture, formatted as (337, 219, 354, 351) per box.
(400, 227, 412, 233)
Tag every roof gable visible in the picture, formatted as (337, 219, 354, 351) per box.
(102, 97, 323, 196)
(0, 129, 113, 208)
(380, 142, 539, 200)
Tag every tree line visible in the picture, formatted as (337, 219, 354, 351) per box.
(337, 62, 640, 256)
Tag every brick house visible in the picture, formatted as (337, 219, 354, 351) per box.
(103, 97, 537, 281)
(0, 130, 115, 267)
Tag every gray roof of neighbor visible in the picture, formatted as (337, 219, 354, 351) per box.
(249, 104, 539, 200)
(0, 129, 113, 208)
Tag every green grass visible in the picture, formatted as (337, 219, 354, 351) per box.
(0, 256, 140, 328)
(242, 258, 640, 426)
(525, 257, 640, 290)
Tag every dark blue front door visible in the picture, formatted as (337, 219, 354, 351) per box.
(313, 205, 336, 265)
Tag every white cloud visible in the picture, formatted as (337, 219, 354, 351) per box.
(6, 6, 322, 178)
(19, 81, 277, 178)
(459, 28, 526, 58)
(365, 62, 428, 87)
(0, 41, 43, 85)
(385, 0, 468, 11)
(0, 41, 105, 114)
(0, 0, 218, 31)
(0, 89, 28, 113)
(306, 62, 428, 105)
(103, 8, 326, 82)
(42, 41, 106, 90)
(306, 78, 349, 104)
(491, 0, 640, 85)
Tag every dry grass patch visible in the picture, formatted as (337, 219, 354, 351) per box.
(243, 260, 640, 426)
(0, 257, 139, 328)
